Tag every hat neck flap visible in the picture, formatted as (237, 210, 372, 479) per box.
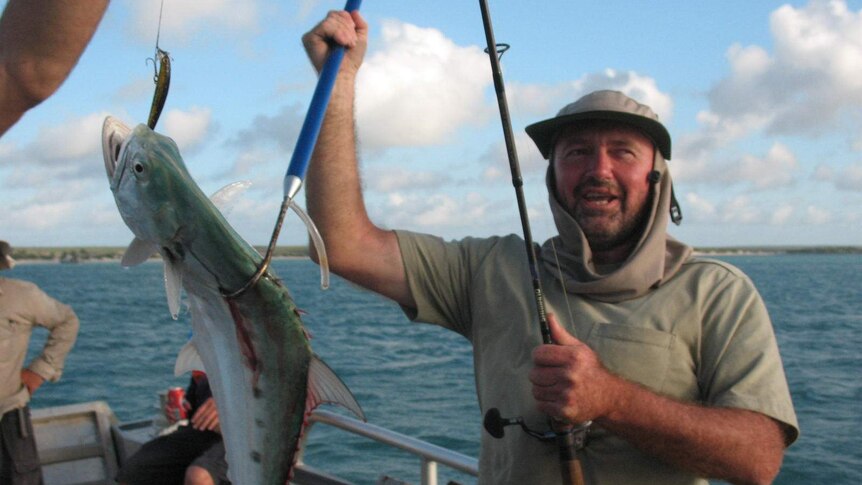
(540, 153, 692, 303)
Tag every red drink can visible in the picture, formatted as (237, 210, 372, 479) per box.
(166, 387, 187, 420)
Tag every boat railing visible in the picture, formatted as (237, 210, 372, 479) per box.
(298, 409, 479, 485)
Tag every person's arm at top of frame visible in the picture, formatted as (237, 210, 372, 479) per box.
(0, 0, 109, 137)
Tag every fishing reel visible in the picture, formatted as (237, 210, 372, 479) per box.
(483, 408, 591, 449)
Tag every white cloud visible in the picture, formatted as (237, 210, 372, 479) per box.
(738, 142, 798, 190)
(811, 160, 862, 191)
(32, 112, 107, 163)
(356, 20, 490, 149)
(129, 0, 260, 44)
(804, 205, 833, 224)
(770, 204, 795, 225)
(365, 166, 450, 192)
(720, 196, 763, 224)
(162, 107, 212, 151)
(374, 191, 505, 234)
(683, 192, 717, 221)
(706, 0, 862, 137)
(834, 161, 862, 191)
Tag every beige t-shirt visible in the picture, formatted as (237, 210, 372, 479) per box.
(396, 230, 798, 485)
(1, 277, 79, 415)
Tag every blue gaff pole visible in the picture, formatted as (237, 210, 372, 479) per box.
(229, 0, 362, 298)
(284, 0, 363, 201)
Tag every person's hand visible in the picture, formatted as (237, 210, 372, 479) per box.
(20, 369, 44, 395)
(301, 9, 368, 75)
(191, 397, 221, 433)
(529, 314, 620, 424)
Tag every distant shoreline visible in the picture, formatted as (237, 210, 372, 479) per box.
(8, 245, 861, 264)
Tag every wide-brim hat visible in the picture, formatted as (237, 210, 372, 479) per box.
(525, 90, 672, 160)
(0, 240, 14, 270)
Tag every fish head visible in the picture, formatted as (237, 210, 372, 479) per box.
(102, 116, 197, 258)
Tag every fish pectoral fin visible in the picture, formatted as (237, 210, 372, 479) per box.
(174, 339, 206, 376)
(164, 259, 183, 319)
(289, 201, 330, 290)
(122, 237, 158, 267)
(306, 354, 365, 422)
(209, 181, 252, 216)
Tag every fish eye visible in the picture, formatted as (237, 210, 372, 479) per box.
(134, 162, 145, 173)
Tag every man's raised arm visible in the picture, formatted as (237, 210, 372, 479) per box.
(303, 10, 415, 308)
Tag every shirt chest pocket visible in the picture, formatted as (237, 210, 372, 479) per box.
(587, 323, 676, 393)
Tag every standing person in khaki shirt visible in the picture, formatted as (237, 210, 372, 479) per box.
(301, 10, 798, 485)
(0, 241, 79, 485)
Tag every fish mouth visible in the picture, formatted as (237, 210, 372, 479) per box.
(101, 116, 132, 188)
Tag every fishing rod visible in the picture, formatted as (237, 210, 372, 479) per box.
(477, 1, 588, 484)
(228, 0, 362, 298)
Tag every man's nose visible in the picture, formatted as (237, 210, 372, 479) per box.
(583, 149, 614, 179)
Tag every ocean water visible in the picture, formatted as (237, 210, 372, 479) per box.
(11, 253, 861, 484)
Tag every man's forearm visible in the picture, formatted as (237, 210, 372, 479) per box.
(0, 0, 109, 134)
(598, 376, 787, 485)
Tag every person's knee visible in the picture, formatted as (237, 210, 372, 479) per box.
(184, 465, 214, 485)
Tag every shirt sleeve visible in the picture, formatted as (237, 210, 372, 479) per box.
(698, 268, 799, 444)
(26, 285, 80, 382)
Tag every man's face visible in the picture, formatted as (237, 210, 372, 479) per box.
(552, 122, 655, 252)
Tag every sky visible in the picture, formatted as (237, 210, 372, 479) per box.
(1, 0, 861, 249)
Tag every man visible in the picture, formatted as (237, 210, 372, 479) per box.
(302, 11, 798, 485)
(0, 0, 109, 137)
(0, 240, 80, 485)
(117, 371, 230, 485)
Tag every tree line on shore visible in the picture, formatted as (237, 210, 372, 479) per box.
(11, 246, 311, 262)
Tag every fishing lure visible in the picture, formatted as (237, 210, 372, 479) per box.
(147, 48, 171, 129)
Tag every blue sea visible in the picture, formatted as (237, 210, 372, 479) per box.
(12, 253, 861, 484)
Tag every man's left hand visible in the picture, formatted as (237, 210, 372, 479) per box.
(529, 314, 621, 424)
(20, 369, 45, 395)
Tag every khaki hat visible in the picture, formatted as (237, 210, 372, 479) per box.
(0, 240, 15, 270)
(525, 90, 672, 160)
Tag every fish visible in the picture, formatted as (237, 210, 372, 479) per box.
(101, 117, 364, 484)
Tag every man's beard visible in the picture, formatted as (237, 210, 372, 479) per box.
(570, 180, 652, 253)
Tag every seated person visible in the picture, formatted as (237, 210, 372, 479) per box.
(117, 371, 230, 485)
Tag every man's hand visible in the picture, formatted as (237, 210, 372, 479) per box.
(529, 314, 622, 424)
(20, 369, 44, 395)
(301, 9, 368, 75)
(191, 397, 221, 433)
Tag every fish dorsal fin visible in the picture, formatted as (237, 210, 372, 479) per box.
(210, 181, 252, 215)
(164, 259, 183, 319)
(122, 237, 158, 267)
(306, 354, 365, 421)
(288, 201, 330, 290)
(174, 339, 206, 376)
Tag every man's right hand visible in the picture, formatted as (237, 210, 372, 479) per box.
(301, 9, 368, 75)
